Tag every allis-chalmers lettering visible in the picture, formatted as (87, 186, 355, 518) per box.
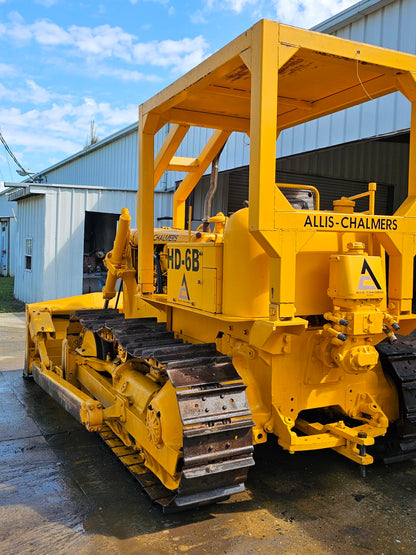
(304, 215, 398, 230)
(154, 233, 179, 242)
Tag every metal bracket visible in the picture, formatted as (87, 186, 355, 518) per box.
(103, 396, 128, 421)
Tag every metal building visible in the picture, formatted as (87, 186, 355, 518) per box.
(7, 183, 137, 303)
(5, 0, 415, 302)
(0, 192, 17, 277)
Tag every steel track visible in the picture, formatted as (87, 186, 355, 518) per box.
(376, 337, 416, 463)
(72, 309, 254, 511)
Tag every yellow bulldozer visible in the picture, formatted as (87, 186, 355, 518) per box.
(25, 20, 416, 510)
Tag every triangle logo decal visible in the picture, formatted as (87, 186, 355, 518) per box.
(178, 274, 190, 301)
(357, 259, 382, 291)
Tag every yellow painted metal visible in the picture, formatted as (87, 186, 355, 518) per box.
(345, 182, 377, 215)
(76, 357, 182, 488)
(172, 129, 230, 229)
(249, 20, 280, 236)
(327, 244, 385, 303)
(132, 19, 416, 464)
(222, 208, 269, 318)
(102, 207, 133, 303)
(153, 123, 189, 187)
(167, 242, 223, 313)
(31, 363, 104, 431)
(167, 156, 200, 172)
(102, 208, 138, 316)
(137, 19, 416, 322)
(138, 109, 156, 295)
(25, 19, 416, 486)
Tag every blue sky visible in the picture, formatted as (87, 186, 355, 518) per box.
(0, 0, 359, 186)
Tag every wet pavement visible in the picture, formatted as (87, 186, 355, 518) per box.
(0, 312, 415, 554)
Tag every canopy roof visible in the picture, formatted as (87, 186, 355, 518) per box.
(141, 20, 416, 135)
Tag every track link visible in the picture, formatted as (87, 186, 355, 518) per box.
(73, 309, 254, 511)
(377, 336, 416, 463)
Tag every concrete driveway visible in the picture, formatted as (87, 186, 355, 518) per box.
(1, 312, 415, 554)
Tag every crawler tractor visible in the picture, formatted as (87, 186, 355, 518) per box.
(26, 20, 416, 510)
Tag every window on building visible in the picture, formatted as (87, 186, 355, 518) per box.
(25, 237, 32, 271)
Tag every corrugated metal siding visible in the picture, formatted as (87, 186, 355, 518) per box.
(191, 173, 230, 224)
(228, 170, 249, 214)
(0, 194, 17, 276)
(8, 215, 17, 277)
(14, 194, 46, 303)
(44, 132, 139, 190)
(54, 187, 136, 300)
(277, 137, 409, 208)
(192, 135, 403, 218)
(14, 187, 138, 303)
(226, 165, 391, 215)
(155, 191, 174, 225)
(277, 0, 415, 158)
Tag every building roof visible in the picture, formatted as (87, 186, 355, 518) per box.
(25, 122, 138, 183)
(4, 181, 135, 201)
(313, 0, 396, 33)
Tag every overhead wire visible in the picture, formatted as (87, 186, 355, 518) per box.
(0, 127, 34, 182)
(355, 50, 374, 101)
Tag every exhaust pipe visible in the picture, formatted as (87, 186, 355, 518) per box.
(202, 149, 223, 232)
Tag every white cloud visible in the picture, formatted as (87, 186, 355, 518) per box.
(0, 98, 138, 159)
(0, 79, 63, 105)
(5, 11, 33, 41)
(133, 36, 209, 73)
(96, 66, 161, 83)
(129, 0, 170, 5)
(32, 20, 72, 46)
(201, 0, 358, 27)
(35, 0, 58, 6)
(67, 24, 135, 60)
(190, 10, 207, 24)
(2, 16, 135, 59)
(26, 80, 53, 103)
(0, 62, 16, 77)
(270, 0, 358, 28)
(0, 14, 209, 74)
(223, 0, 257, 14)
(0, 75, 138, 166)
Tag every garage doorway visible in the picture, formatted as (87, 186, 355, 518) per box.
(83, 211, 119, 293)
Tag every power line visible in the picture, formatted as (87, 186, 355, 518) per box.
(0, 128, 34, 182)
(5, 149, 12, 181)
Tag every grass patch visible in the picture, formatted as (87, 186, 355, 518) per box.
(0, 277, 25, 313)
